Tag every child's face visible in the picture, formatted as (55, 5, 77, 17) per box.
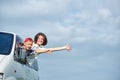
(24, 41, 33, 50)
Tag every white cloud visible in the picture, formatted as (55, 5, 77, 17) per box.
(0, 0, 71, 17)
(1, 1, 50, 16)
(76, 12, 91, 20)
(98, 8, 112, 18)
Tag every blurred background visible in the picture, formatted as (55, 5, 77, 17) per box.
(0, 0, 120, 80)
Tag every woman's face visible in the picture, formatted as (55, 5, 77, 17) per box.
(36, 35, 44, 46)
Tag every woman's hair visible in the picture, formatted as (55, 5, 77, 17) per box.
(34, 32, 47, 46)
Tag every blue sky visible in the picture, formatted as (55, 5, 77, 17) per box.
(0, 0, 120, 80)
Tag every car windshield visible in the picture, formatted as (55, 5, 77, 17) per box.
(0, 32, 14, 55)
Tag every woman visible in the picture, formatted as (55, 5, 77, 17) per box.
(32, 32, 71, 53)
(31, 32, 71, 69)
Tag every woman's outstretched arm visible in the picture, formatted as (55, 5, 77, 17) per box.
(35, 44, 71, 55)
(48, 44, 71, 52)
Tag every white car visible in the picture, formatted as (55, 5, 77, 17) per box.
(0, 32, 39, 80)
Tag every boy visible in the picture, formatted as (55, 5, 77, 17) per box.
(18, 37, 50, 65)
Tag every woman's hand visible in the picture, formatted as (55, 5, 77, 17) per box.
(65, 44, 71, 51)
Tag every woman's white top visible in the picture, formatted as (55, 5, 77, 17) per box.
(32, 43, 45, 52)
(32, 43, 40, 50)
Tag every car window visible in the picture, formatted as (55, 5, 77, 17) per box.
(14, 36, 38, 70)
(14, 36, 26, 64)
(0, 32, 14, 55)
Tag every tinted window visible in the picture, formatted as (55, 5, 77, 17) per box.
(0, 32, 14, 55)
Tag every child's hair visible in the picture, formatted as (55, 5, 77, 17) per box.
(24, 37, 33, 42)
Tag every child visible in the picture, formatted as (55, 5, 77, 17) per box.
(18, 37, 50, 65)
